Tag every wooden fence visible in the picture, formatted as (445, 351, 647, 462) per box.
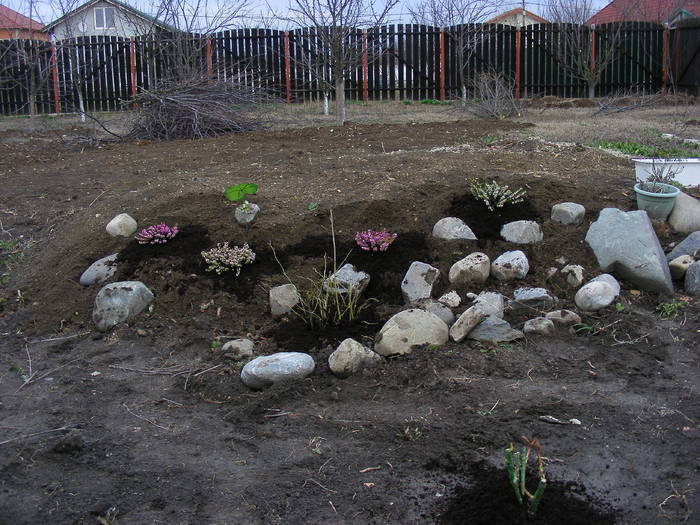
(0, 21, 696, 116)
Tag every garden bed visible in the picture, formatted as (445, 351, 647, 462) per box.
(0, 115, 697, 524)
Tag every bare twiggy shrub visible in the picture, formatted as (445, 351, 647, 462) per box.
(126, 78, 271, 139)
(464, 70, 521, 120)
(594, 88, 663, 116)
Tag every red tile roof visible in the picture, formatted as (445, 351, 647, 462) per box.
(586, 0, 700, 25)
(0, 4, 43, 30)
(486, 8, 549, 25)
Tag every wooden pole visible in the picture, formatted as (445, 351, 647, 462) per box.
(50, 43, 60, 113)
(515, 27, 521, 101)
(439, 29, 445, 101)
(206, 36, 213, 82)
(284, 31, 291, 104)
(362, 29, 368, 102)
(590, 27, 596, 73)
(662, 25, 669, 95)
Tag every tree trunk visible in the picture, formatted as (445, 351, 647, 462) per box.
(587, 83, 596, 99)
(461, 84, 467, 106)
(323, 93, 329, 115)
(335, 77, 345, 125)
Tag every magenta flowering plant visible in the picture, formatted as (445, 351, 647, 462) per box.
(355, 229, 398, 252)
(135, 223, 179, 245)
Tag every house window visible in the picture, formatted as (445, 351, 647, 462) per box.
(94, 7, 116, 29)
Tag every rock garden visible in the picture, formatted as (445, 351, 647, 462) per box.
(0, 113, 698, 524)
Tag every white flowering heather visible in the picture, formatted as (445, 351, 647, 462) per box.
(468, 179, 527, 212)
(201, 242, 255, 275)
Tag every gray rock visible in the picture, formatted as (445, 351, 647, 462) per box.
(92, 281, 154, 332)
(432, 217, 477, 241)
(574, 281, 616, 312)
(106, 213, 137, 237)
(80, 254, 118, 286)
(269, 284, 300, 318)
(551, 202, 586, 225)
(669, 255, 695, 280)
(449, 306, 485, 342)
(473, 291, 505, 318)
(491, 251, 529, 281)
(509, 287, 556, 312)
(685, 261, 700, 295)
(666, 231, 700, 261)
(324, 264, 370, 295)
(448, 252, 490, 285)
(438, 291, 461, 308)
(222, 338, 254, 360)
(668, 193, 700, 234)
(561, 264, 584, 287)
(241, 352, 315, 389)
(589, 273, 621, 296)
(417, 299, 455, 326)
(585, 208, 673, 295)
(234, 202, 260, 226)
(545, 309, 582, 326)
(500, 220, 543, 244)
(374, 309, 449, 356)
(328, 338, 383, 378)
(523, 317, 556, 336)
(468, 316, 524, 344)
(401, 261, 440, 303)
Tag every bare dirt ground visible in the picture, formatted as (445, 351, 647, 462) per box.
(0, 102, 698, 524)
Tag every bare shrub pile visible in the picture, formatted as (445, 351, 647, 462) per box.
(464, 70, 521, 120)
(126, 79, 270, 140)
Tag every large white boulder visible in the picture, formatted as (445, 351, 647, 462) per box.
(432, 217, 477, 240)
(448, 252, 490, 285)
(500, 220, 543, 244)
(491, 251, 529, 281)
(241, 352, 315, 389)
(106, 214, 137, 237)
(401, 261, 440, 303)
(374, 309, 449, 356)
(585, 208, 673, 295)
(328, 339, 383, 378)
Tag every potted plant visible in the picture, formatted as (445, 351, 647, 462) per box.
(633, 159, 681, 221)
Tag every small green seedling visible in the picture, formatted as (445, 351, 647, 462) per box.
(210, 340, 223, 350)
(505, 436, 547, 516)
(614, 302, 624, 312)
(480, 135, 498, 145)
(657, 300, 687, 319)
(307, 202, 319, 211)
(224, 183, 258, 203)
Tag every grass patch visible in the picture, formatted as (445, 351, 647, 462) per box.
(591, 140, 699, 158)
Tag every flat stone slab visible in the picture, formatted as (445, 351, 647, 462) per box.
(324, 264, 370, 295)
(401, 261, 440, 303)
(80, 254, 118, 286)
(374, 309, 449, 356)
(685, 261, 700, 296)
(509, 287, 556, 312)
(666, 231, 700, 262)
(241, 352, 315, 389)
(432, 217, 477, 240)
(467, 316, 524, 344)
(269, 284, 300, 318)
(585, 208, 673, 295)
(491, 251, 529, 281)
(472, 291, 505, 318)
(500, 220, 543, 244)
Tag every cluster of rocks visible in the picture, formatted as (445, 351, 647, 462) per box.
(82, 201, 700, 390)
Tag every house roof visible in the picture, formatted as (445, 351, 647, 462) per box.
(586, 0, 700, 25)
(0, 4, 44, 30)
(44, 0, 176, 32)
(485, 8, 549, 25)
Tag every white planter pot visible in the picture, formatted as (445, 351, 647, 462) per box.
(633, 158, 700, 187)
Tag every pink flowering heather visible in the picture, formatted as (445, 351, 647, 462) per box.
(355, 229, 398, 252)
(201, 242, 256, 275)
(135, 223, 179, 245)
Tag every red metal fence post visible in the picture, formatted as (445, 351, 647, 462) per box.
(515, 27, 521, 100)
(50, 43, 60, 113)
(439, 29, 445, 101)
(362, 29, 369, 102)
(129, 39, 137, 109)
(206, 36, 213, 82)
(284, 31, 291, 104)
(662, 25, 669, 95)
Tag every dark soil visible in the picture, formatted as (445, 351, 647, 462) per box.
(0, 117, 698, 524)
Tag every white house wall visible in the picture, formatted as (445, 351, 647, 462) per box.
(50, 1, 155, 40)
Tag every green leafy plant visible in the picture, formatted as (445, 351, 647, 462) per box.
(480, 134, 498, 145)
(210, 340, 223, 350)
(307, 202, 319, 211)
(592, 140, 698, 158)
(468, 178, 527, 211)
(238, 200, 252, 214)
(657, 300, 687, 319)
(572, 322, 594, 335)
(505, 436, 547, 516)
(420, 99, 452, 106)
(614, 302, 624, 312)
(224, 183, 258, 203)
(401, 99, 413, 105)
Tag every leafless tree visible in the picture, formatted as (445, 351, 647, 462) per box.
(282, 0, 399, 124)
(409, 0, 497, 104)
